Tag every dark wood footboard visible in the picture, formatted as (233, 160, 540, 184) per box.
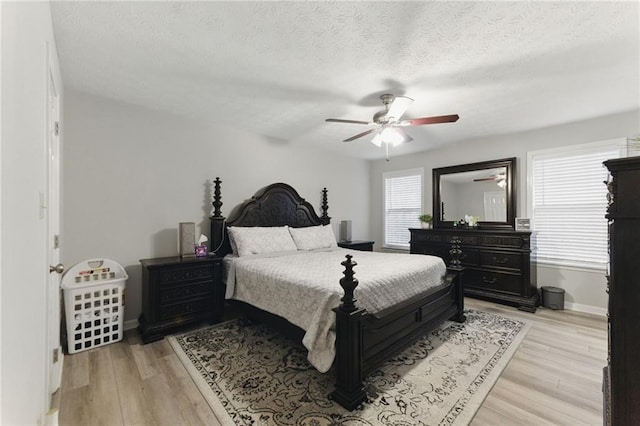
(331, 255, 465, 410)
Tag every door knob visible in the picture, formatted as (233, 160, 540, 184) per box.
(49, 263, 64, 274)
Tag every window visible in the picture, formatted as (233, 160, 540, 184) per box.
(528, 139, 627, 269)
(383, 168, 423, 249)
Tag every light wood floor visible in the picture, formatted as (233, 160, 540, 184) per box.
(54, 298, 607, 425)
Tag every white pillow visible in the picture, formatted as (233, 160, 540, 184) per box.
(227, 226, 297, 257)
(227, 228, 239, 255)
(289, 225, 337, 251)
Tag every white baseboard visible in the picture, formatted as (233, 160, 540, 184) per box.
(124, 319, 139, 331)
(564, 302, 607, 317)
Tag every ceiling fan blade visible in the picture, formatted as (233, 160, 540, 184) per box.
(343, 128, 376, 142)
(326, 118, 371, 125)
(386, 96, 413, 122)
(399, 114, 460, 126)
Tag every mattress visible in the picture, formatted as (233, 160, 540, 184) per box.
(224, 247, 446, 372)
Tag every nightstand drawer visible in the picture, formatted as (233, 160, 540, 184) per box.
(159, 281, 213, 305)
(158, 298, 212, 321)
(158, 265, 213, 285)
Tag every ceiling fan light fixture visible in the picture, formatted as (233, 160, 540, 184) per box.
(383, 127, 404, 146)
(370, 127, 404, 147)
(370, 133, 383, 147)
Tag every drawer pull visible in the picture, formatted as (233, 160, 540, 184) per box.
(482, 276, 497, 284)
(492, 256, 509, 264)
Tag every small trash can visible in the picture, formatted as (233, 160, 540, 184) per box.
(62, 258, 128, 354)
(541, 286, 565, 310)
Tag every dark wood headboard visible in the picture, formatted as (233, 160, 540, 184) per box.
(209, 179, 330, 257)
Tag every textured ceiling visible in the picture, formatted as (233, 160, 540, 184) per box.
(50, 1, 640, 160)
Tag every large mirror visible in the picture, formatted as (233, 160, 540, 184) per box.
(433, 157, 516, 230)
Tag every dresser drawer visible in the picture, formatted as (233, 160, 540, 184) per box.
(411, 232, 445, 243)
(158, 265, 213, 285)
(159, 281, 213, 305)
(458, 234, 479, 245)
(459, 249, 480, 267)
(480, 251, 521, 270)
(466, 269, 522, 295)
(479, 235, 525, 249)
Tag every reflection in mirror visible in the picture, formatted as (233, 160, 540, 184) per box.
(433, 157, 516, 230)
(440, 167, 507, 222)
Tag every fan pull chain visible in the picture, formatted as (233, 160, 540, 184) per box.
(385, 142, 390, 161)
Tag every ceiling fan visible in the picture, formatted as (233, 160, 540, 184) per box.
(474, 172, 507, 188)
(325, 93, 459, 159)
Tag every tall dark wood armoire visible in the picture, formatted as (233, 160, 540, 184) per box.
(603, 156, 640, 425)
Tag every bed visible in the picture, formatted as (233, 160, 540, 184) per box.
(209, 179, 465, 410)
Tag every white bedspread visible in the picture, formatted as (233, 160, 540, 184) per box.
(224, 247, 446, 372)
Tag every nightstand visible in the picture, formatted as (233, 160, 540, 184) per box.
(138, 255, 224, 343)
(338, 240, 374, 252)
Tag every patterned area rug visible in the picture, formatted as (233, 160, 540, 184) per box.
(168, 310, 529, 426)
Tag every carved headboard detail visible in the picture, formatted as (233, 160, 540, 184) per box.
(209, 180, 330, 257)
(228, 183, 328, 227)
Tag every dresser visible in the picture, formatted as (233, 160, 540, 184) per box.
(410, 228, 538, 312)
(603, 156, 640, 425)
(138, 255, 224, 343)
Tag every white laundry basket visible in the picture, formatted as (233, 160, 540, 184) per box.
(62, 258, 128, 354)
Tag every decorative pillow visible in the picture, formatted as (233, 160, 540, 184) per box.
(227, 226, 297, 257)
(289, 225, 337, 251)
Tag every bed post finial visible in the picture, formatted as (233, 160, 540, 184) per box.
(321, 187, 331, 225)
(338, 255, 359, 312)
(212, 177, 223, 218)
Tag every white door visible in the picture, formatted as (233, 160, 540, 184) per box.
(484, 191, 506, 222)
(46, 47, 63, 397)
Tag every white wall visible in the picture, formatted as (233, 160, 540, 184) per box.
(62, 90, 370, 326)
(370, 110, 640, 312)
(1, 1, 60, 423)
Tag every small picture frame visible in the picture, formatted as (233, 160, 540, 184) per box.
(515, 218, 530, 231)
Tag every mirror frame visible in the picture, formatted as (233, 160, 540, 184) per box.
(433, 157, 516, 230)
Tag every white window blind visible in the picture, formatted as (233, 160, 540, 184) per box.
(530, 141, 624, 269)
(384, 169, 423, 249)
